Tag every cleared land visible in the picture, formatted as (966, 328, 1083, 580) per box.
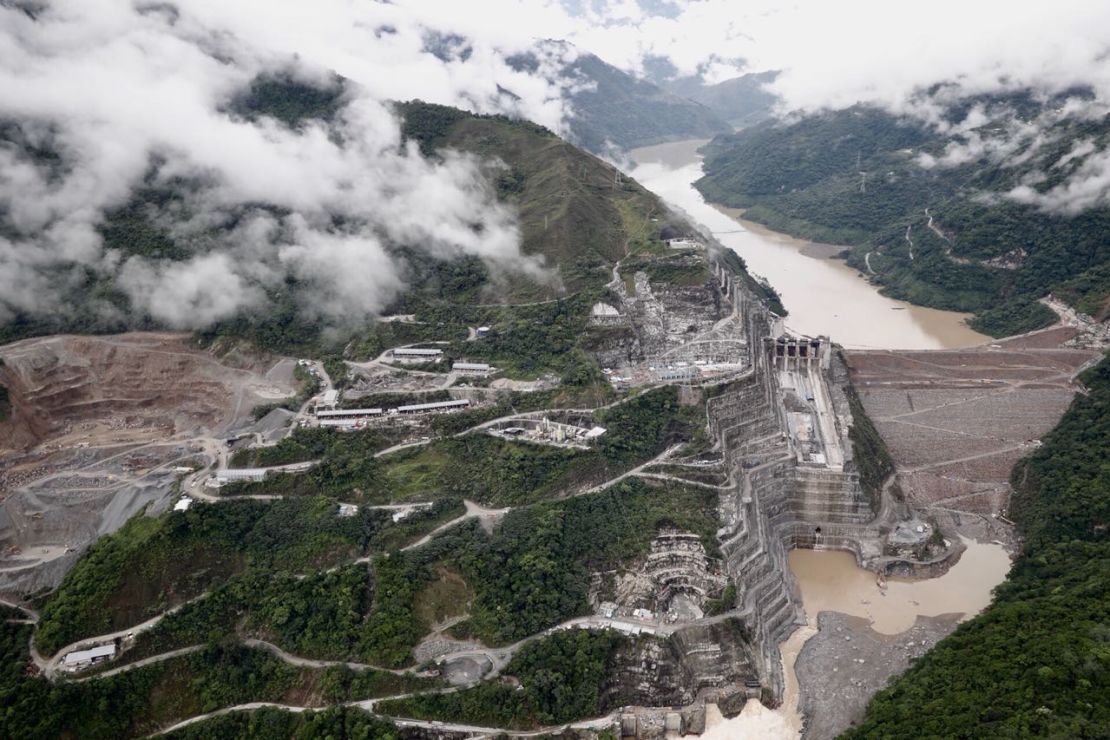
(843, 327, 1100, 520)
(0, 333, 295, 594)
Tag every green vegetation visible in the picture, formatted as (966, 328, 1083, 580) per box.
(698, 103, 1110, 336)
(110, 557, 429, 669)
(35, 498, 389, 654)
(464, 477, 720, 643)
(1053, 262, 1110, 321)
(0, 614, 430, 740)
(840, 363, 894, 511)
(229, 72, 346, 128)
(164, 706, 404, 740)
(377, 629, 628, 728)
(844, 355, 1110, 738)
(3, 639, 299, 739)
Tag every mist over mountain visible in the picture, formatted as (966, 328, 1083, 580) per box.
(697, 88, 1110, 335)
(510, 42, 732, 154)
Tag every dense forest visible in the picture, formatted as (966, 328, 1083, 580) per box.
(33, 497, 401, 655)
(844, 354, 1110, 737)
(378, 629, 629, 728)
(0, 615, 433, 740)
(697, 98, 1110, 336)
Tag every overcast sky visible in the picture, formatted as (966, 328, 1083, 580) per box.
(2, 0, 1109, 328)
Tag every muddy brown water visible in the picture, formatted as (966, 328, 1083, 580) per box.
(626, 141, 1007, 736)
(627, 140, 988, 350)
(706, 540, 1011, 738)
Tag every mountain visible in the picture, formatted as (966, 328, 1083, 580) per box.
(695, 96, 1110, 336)
(0, 77, 689, 355)
(662, 70, 778, 129)
(512, 46, 733, 154)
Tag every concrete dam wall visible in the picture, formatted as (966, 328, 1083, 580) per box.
(708, 339, 880, 705)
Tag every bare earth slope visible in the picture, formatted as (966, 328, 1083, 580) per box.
(843, 326, 1099, 528)
(0, 333, 294, 595)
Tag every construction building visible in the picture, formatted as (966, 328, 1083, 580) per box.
(316, 408, 383, 419)
(63, 644, 116, 670)
(214, 468, 268, 485)
(667, 237, 704, 250)
(488, 417, 606, 449)
(396, 399, 470, 414)
(391, 347, 443, 362)
(656, 366, 701, 382)
(452, 361, 491, 375)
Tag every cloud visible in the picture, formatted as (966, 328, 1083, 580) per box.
(0, 0, 570, 329)
(1008, 147, 1110, 214)
(5, 0, 1110, 329)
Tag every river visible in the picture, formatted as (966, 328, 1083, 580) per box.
(626, 140, 1006, 737)
(626, 139, 988, 351)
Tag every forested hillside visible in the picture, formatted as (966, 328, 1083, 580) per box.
(843, 354, 1110, 738)
(697, 98, 1110, 336)
(0, 75, 691, 362)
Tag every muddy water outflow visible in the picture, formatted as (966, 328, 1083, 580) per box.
(712, 540, 1011, 738)
(627, 140, 989, 350)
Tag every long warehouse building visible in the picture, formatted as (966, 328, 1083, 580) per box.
(392, 347, 443, 358)
(396, 399, 470, 414)
(316, 408, 384, 418)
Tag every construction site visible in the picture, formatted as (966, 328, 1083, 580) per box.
(0, 333, 297, 595)
(486, 416, 606, 449)
(1, 229, 1104, 740)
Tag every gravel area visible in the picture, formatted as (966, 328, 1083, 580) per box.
(796, 611, 962, 740)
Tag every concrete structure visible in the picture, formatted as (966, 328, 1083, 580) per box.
(215, 468, 268, 484)
(656, 366, 701, 382)
(590, 302, 624, 326)
(173, 496, 193, 512)
(475, 326, 491, 338)
(487, 417, 605, 449)
(63, 643, 116, 669)
(395, 399, 470, 414)
(337, 503, 359, 517)
(318, 418, 361, 429)
(452, 362, 491, 374)
(667, 237, 703, 249)
(316, 408, 383, 418)
(391, 347, 443, 361)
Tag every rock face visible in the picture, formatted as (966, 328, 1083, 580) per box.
(601, 619, 756, 711)
(593, 529, 727, 620)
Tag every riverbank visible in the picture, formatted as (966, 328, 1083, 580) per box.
(627, 140, 989, 350)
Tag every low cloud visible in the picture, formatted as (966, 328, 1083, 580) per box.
(0, 1, 570, 328)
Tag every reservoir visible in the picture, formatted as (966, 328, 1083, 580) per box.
(627, 140, 988, 351)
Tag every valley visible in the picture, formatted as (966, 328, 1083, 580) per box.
(0, 84, 1107, 740)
